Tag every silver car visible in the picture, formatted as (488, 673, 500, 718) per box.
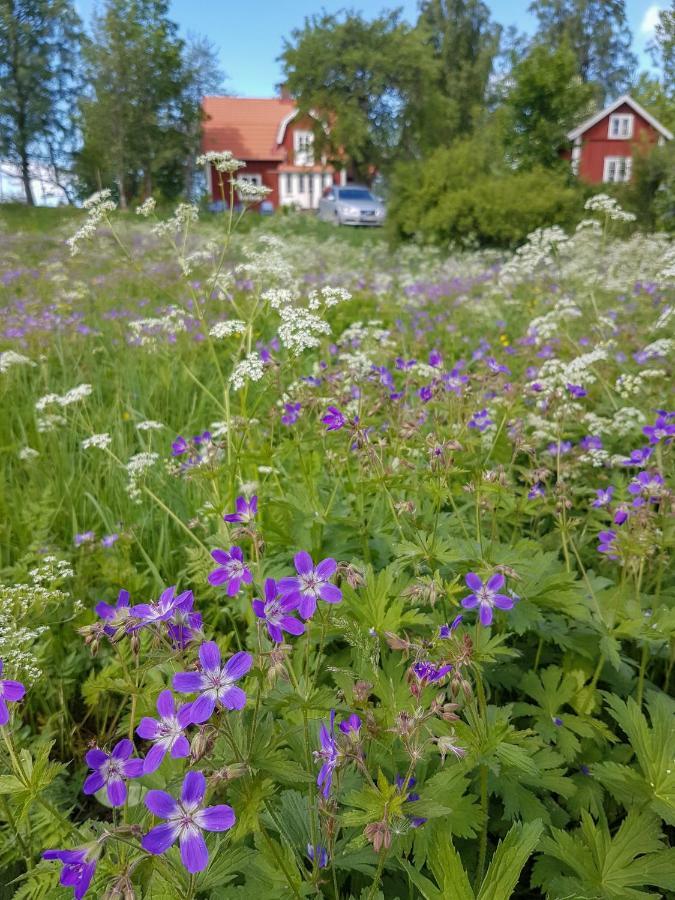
(317, 184, 385, 226)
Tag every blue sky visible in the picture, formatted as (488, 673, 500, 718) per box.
(74, 0, 665, 97)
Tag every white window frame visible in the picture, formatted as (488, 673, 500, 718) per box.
(603, 155, 632, 183)
(293, 130, 314, 165)
(608, 113, 633, 139)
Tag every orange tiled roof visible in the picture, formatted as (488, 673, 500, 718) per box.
(201, 96, 296, 160)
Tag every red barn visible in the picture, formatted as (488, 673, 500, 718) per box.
(200, 96, 344, 210)
(565, 94, 672, 184)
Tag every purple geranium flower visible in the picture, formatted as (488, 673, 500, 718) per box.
(322, 406, 345, 431)
(142, 770, 235, 874)
(0, 660, 25, 725)
(468, 408, 493, 432)
(136, 690, 193, 774)
(439, 615, 463, 638)
(643, 414, 675, 445)
(598, 530, 618, 558)
(461, 572, 514, 627)
(101, 533, 119, 548)
(592, 486, 614, 508)
(622, 447, 653, 467)
(74, 531, 95, 547)
(307, 843, 329, 868)
(338, 713, 361, 736)
(167, 596, 203, 649)
(566, 383, 587, 398)
(43, 846, 99, 900)
(395, 775, 426, 828)
(82, 739, 143, 807)
(628, 471, 664, 504)
(95, 588, 133, 637)
(314, 710, 339, 798)
(281, 402, 302, 425)
(173, 642, 252, 724)
(171, 436, 188, 457)
(411, 661, 452, 685)
(252, 578, 305, 643)
(207, 546, 252, 596)
(613, 506, 630, 525)
(223, 495, 258, 524)
(134, 586, 193, 625)
(580, 435, 603, 451)
(443, 368, 468, 395)
(418, 384, 433, 403)
(528, 483, 545, 500)
(278, 551, 342, 620)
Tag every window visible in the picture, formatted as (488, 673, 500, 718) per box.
(298, 174, 305, 193)
(238, 174, 262, 185)
(324, 173, 333, 188)
(293, 130, 314, 164)
(285, 173, 292, 194)
(603, 156, 632, 183)
(337, 188, 374, 201)
(608, 114, 633, 139)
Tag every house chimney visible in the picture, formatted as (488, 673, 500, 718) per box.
(276, 82, 291, 100)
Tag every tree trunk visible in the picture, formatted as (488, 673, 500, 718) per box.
(117, 174, 127, 210)
(20, 153, 34, 206)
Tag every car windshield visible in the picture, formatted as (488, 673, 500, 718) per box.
(338, 189, 374, 200)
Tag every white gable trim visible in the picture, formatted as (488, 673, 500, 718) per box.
(276, 108, 327, 145)
(567, 94, 673, 142)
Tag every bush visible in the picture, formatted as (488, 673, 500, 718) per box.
(387, 140, 583, 247)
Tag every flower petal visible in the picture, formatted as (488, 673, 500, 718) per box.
(294, 551, 313, 575)
(465, 572, 482, 591)
(171, 735, 190, 758)
(219, 685, 247, 710)
(83, 772, 104, 795)
(210, 549, 230, 564)
(121, 758, 144, 779)
(486, 573, 505, 592)
(493, 594, 514, 610)
(136, 717, 160, 740)
(173, 672, 204, 693)
(107, 777, 127, 807)
(85, 748, 108, 769)
(143, 743, 167, 775)
(145, 789, 178, 818)
(224, 651, 252, 681)
(142, 822, 179, 855)
(268, 623, 283, 643)
(156, 690, 175, 719)
(180, 828, 209, 874)
(298, 595, 317, 619)
(194, 804, 236, 832)
(111, 739, 133, 760)
(251, 599, 265, 619)
(315, 558, 337, 579)
(280, 616, 305, 636)
(189, 693, 216, 724)
(207, 569, 228, 587)
(199, 641, 221, 672)
(461, 594, 478, 609)
(181, 770, 206, 805)
(318, 583, 342, 604)
(479, 604, 493, 627)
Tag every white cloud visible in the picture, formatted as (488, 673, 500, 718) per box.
(640, 4, 662, 36)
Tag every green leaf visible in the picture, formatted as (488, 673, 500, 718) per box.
(477, 819, 543, 900)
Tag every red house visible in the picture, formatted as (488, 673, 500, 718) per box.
(201, 96, 344, 210)
(565, 94, 672, 184)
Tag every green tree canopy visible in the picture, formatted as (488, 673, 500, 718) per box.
(0, 0, 82, 205)
(502, 41, 595, 170)
(77, 0, 190, 206)
(280, 10, 438, 180)
(529, 0, 637, 101)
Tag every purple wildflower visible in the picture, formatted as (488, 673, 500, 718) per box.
(429, 349, 443, 368)
(171, 436, 188, 457)
(314, 710, 339, 798)
(167, 594, 203, 648)
(547, 440, 573, 455)
(173, 642, 252, 724)
(566, 383, 587, 398)
(307, 844, 329, 868)
(74, 531, 95, 547)
(468, 408, 493, 432)
(136, 690, 193, 774)
(528, 483, 545, 500)
(322, 406, 345, 432)
(439, 615, 463, 638)
(0, 660, 25, 725)
(252, 578, 305, 643)
(338, 713, 361, 736)
(142, 771, 235, 874)
(134, 587, 193, 626)
(411, 661, 452, 685)
(613, 506, 630, 525)
(82, 739, 143, 807)
(592, 486, 614, 508)
(278, 551, 342, 620)
(628, 471, 664, 504)
(223, 495, 257, 524)
(395, 775, 426, 828)
(580, 435, 603, 451)
(281, 402, 301, 425)
(101, 533, 119, 548)
(622, 447, 653, 467)
(418, 384, 433, 403)
(443, 368, 468, 394)
(461, 572, 514, 627)
(643, 413, 675, 445)
(42, 846, 99, 900)
(598, 530, 618, 558)
(207, 546, 252, 596)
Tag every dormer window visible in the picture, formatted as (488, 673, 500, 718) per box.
(294, 130, 314, 165)
(609, 114, 633, 139)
